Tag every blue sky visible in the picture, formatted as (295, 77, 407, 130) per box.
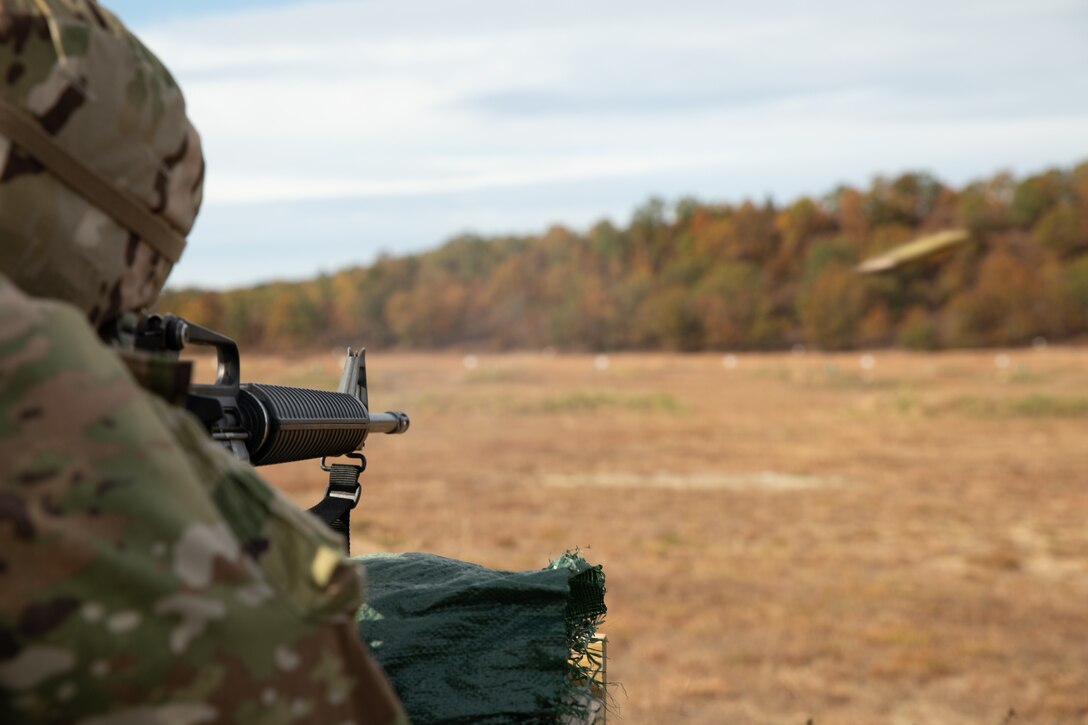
(103, 0, 305, 26)
(109, 0, 1088, 288)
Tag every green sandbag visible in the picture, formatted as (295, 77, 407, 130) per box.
(355, 551, 606, 724)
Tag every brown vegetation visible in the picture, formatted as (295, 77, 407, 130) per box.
(163, 162, 1088, 353)
(196, 347, 1088, 724)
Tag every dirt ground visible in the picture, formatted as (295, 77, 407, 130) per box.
(203, 346, 1088, 724)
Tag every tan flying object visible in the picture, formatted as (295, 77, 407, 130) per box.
(856, 229, 971, 274)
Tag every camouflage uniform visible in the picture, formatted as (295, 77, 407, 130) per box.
(0, 2, 405, 722)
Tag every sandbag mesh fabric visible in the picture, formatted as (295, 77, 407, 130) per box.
(356, 551, 607, 724)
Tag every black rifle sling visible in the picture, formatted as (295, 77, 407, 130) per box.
(308, 462, 363, 555)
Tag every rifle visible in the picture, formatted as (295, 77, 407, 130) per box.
(113, 312, 409, 550)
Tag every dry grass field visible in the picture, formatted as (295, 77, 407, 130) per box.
(199, 346, 1088, 724)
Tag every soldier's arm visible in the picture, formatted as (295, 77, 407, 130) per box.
(0, 276, 404, 724)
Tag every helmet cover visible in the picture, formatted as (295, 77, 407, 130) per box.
(0, 0, 203, 324)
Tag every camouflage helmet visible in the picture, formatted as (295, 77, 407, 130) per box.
(0, 0, 203, 326)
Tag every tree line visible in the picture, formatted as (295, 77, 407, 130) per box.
(159, 161, 1088, 352)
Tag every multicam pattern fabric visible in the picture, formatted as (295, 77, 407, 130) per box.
(0, 3, 407, 722)
(0, 0, 203, 326)
(0, 275, 406, 723)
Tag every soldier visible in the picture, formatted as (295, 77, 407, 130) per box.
(0, 1, 405, 722)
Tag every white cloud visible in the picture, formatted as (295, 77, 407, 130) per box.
(133, 0, 1088, 286)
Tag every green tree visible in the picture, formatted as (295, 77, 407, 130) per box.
(637, 286, 703, 351)
(1010, 169, 1065, 228)
(958, 173, 1013, 233)
(866, 172, 942, 226)
(692, 262, 764, 349)
(1034, 203, 1084, 258)
(802, 240, 856, 283)
(897, 306, 939, 350)
(264, 286, 324, 348)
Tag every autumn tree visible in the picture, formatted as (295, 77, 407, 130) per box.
(157, 160, 1088, 352)
(264, 285, 324, 348)
(1010, 169, 1066, 228)
(1035, 203, 1084, 258)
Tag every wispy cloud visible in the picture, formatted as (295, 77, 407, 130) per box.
(129, 0, 1088, 286)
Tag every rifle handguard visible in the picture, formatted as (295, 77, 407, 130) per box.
(238, 383, 409, 466)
